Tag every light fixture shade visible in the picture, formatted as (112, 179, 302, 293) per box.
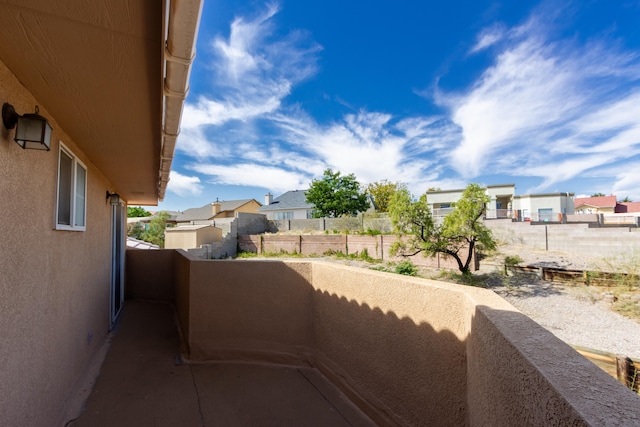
(14, 110, 52, 150)
(108, 192, 121, 205)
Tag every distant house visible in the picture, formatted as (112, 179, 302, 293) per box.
(426, 184, 575, 221)
(176, 199, 261, 223)
(513, 193, 575, 221)
(615, 202, 640, 213)
(258, 190, 315, 220)
(574, 195, 617, 214)
(164, 224, 222, 251)
(427, 184, 515, 218)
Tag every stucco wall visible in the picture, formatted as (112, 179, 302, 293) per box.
(126, 249, 176, 301)
(310, 263, 469, 426)
(513, 194, 574, 215)
(162, 258, 640, 425)
(0, 58, 114, 425)
(187, 260, 315, 363)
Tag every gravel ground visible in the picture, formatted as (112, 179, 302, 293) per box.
(251, 247, 640, 359)
(323, 244, 640, 359)
(484, 276, 640, 359)
(481, 245, 640, 359)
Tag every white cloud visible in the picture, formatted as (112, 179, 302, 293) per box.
(167, 171, 204, 197)
(174, 2, 640, 204)
(178, 3, 322, 132)
(612, 168, 640, 201)
(436, 12, 640, 190)
(469, 23, 506, 53)
(269, 109, 458, 190)
(191, 163, 309, 193)
(213, 3, 280, 83)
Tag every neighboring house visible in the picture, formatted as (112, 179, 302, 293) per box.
(427, 184, 515, 218)
(512, 193, 575, 221)
(0, 1, 202, 425)
(426, 184, 574, 221)
(615, 202, 640, 213)
(259, 190, 316, 220)
(165, 224, 222, 251)
(176, 199, 261, 223)
(574, 195, 617, 214)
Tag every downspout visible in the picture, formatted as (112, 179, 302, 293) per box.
(159, 0, 204, 201)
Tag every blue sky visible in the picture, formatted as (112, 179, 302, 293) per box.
(157, 0, 640, 211)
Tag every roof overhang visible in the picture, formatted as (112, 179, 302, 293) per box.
(0, 0, 202, 205)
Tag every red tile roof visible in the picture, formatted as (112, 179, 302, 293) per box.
(615, 202, 640, 213)
(574, 195, 617, 208)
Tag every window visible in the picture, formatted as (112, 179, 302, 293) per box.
(274, 211, 294, 220)
(56, 143, 87, 230)
(538, 208, 553, 222)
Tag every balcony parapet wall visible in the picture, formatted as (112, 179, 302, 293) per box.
(125, 249, 640, 426)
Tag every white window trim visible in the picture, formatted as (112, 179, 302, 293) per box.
(56, 141, 87, 231)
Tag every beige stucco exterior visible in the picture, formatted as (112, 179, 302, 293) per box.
(222, 199, 262, 217)
(513, 192, 575, 220)
(127, 250, 640, 426)
(427, 184, 515, 218)
(165, 225, 223, 250)
(0, 1, 202, 425)
(0, 57, 114, 425)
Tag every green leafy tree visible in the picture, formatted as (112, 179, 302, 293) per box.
(619, 196, 633, 203)
(141, 211, 170, 248)
(306, 169, 369, 218)
(127, 221, 145, 240)
(366, 180, 405, 212)
(389, 183, 496, 275)
(128, 206, 152, 217)
(591, 192, 605, 197)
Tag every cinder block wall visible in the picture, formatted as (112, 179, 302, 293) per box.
(236, 212, 268, 235)
(239, 234, 468, 270)
(484, 219, 640, 258)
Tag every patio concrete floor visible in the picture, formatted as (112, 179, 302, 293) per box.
(69, 300, 374, 427)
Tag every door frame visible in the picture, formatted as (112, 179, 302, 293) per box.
(110, 201, 125, 328)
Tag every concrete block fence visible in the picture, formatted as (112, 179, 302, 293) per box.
(484, 219, 640, 257)
(237, 234, 472, 270)
(269, 214, 393, 234)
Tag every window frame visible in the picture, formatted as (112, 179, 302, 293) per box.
(55, 142, 87, 231)
(274, 211, 294, 220)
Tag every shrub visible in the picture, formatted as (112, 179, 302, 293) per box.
(504, 255, 524, 266)
(395, 260, 418, 276)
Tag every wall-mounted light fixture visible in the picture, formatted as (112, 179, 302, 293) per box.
(106, 191, 121, 205)
(2, 103, 52, 151)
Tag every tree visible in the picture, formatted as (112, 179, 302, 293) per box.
(591, 192, 605, 197)
(366, 180, 405, 212)
(388, 183, 496, 276)
(141, 211, 170, 248)
(619, 196, 633, 203)
(127, 221, 145, 240)
(305, 169, 369, 218)
(128, 206, 152, 217)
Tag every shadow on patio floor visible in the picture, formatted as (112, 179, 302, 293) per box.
(69, 300, 373, 427)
